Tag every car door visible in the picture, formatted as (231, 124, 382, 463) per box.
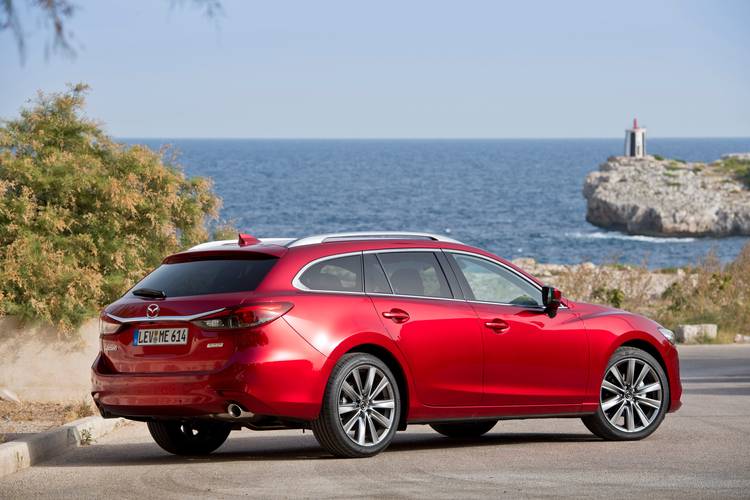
(366, 251, 483, 406)
(446, 251, 589, 409)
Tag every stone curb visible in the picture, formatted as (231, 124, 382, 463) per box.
(0, 416, 124, 479)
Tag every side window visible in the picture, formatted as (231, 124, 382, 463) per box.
(299, 254, 363, 292)
(451, 253, 542, 307)
(364, 254, 392, 294)
(377, 252, 452, 299)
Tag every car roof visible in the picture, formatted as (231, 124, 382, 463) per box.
(167, 231, 543, 287)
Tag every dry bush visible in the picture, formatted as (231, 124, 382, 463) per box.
(656, 244, 750, 341)
(62, 398, 96, 421)
(555, 260, 656, 315)
(555, 245, 750, 342)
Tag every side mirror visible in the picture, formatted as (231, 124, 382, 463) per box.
(542, 286, 562, 318)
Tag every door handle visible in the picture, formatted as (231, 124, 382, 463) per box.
(383, 308, 410, 323)
(485, 319, 510, 333)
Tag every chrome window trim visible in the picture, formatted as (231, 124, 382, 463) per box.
(106, 307, 226, 324)
(290, 248, 549, 308)
(373, 249, 456, 301)
(446, 250, 568, 309)
(291, 251, 364, 292)
(290, 248, 567, 310)
(445, 250, 543, 291)
(367, 291, 466, 303)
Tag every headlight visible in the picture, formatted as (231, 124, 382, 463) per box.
(658, 327, 676, 344)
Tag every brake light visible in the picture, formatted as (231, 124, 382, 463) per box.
(99, 314, 122, 336)
(192, 302, 293, 330)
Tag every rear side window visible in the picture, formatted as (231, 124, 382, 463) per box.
(131, 258, 277, 297)
(377, 252, 452, 299)
(298, 254, 363, 292)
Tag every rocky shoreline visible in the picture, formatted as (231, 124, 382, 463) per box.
(511, 258, 682, 300)
(583, 154, 750, 237)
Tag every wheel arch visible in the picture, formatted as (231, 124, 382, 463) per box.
(618, 338, 668, 383)
(344, 343, 410, 431)
(616, 337, 674, 411)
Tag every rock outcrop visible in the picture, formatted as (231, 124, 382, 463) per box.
(583, 155, 750, 237)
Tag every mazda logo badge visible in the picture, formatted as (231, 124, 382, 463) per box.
(146, 304, 160, 318)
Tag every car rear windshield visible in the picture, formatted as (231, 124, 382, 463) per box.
(130, 258, 277, 297)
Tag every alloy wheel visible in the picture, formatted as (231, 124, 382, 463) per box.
(337, 364, 396, 446)
(600, 357, 663, 432)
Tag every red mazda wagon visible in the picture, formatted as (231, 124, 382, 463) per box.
(92, 232, 682, 458)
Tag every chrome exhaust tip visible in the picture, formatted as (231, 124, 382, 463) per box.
(226, 403, 253, 419)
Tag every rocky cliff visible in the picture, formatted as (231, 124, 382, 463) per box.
(583, 154, 750, 237)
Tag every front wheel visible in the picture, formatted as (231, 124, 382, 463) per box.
(430, 420, 497, 438)
(312, 353, 401, 458)
(582, 346, 669, 440)
(147, 420, 231, 456)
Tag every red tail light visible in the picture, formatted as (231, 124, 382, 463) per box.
(192, 302, 294, 330)
(99, 314, 122, 336)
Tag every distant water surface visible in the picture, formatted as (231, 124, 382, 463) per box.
(124, 138, 750, 268)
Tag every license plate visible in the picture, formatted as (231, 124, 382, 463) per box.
(134, 328, 188, 346)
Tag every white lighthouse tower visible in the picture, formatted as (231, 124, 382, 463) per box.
(624, 118, 646, 157)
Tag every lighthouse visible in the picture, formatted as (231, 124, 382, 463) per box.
(624, 118, 646, 157)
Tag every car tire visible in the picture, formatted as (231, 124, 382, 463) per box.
(147, 420, 232, 456)
(582, 346, 670, 441)
(430, 420, 497, 438)
(312, 353, 401, 458)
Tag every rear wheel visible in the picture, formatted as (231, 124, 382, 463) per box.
(582, 346, 669, 441)
(147, 420, 231, 456)
(312, 353, 401, 458)
(430, 420, 497, 438)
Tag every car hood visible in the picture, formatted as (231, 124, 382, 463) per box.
(568, 300, 661, 333)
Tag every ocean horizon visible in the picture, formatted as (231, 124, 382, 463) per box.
(122, 137, 750, 268)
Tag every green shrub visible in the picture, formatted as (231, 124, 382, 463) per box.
(592, 287, 625, 309)
(717, 158, 750, 188)
(0, 85, 224, 335)
(653, 154, 664, 161)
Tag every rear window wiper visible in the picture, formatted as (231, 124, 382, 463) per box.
(132, 287, 167, 299)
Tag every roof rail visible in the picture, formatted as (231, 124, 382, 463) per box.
(287, 231, 462, 248)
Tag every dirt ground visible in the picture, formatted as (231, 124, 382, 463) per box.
(0, 399, 96, 443)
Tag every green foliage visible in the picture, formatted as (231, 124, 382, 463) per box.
(0, 85, 225, 334)
(653, 154, 664, 161)
(592, 287, 624, 309)
(717, 158, 750, 188)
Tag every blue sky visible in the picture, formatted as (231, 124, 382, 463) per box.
(1, 0, 748, 138)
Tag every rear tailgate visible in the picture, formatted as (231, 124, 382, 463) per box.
(101, 255, 278, 374)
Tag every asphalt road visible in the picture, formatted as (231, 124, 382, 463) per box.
(2, 345, 749, 499)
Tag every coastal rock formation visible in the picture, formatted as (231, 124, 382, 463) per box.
(583, 155, 750, 237)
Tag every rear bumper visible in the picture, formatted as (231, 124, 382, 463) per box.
(91, 318, 329, 421)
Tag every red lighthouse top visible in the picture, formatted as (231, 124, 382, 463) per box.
(633, 118, 638, 129)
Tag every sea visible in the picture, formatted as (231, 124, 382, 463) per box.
(124, 138, 750, 268)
